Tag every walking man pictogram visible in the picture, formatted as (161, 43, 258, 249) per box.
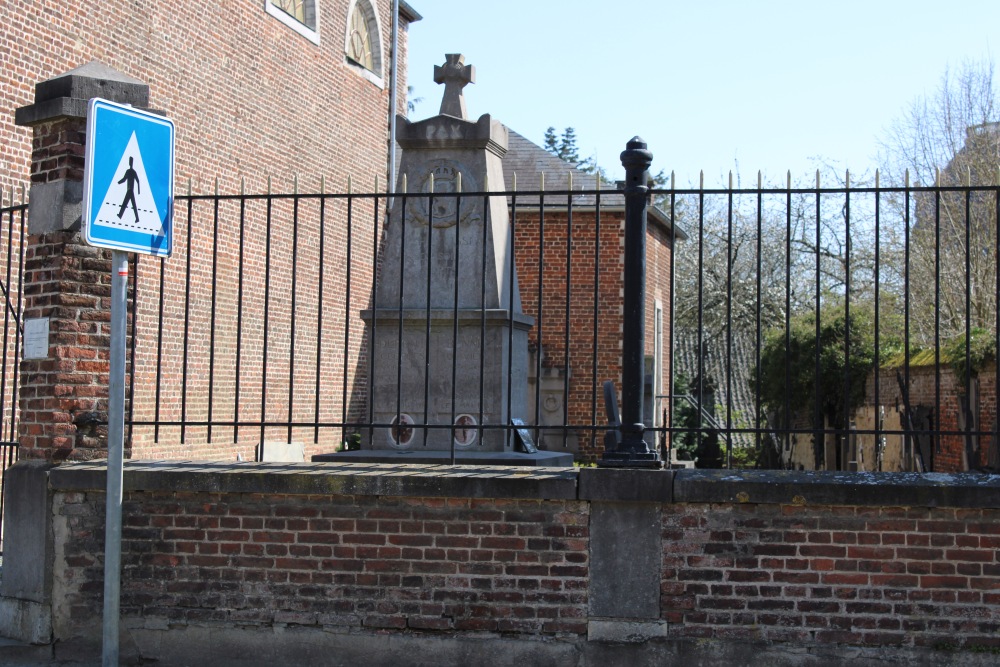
(117, 156, 140, 224)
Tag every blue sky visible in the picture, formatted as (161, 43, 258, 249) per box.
(405, 0, 999, 185)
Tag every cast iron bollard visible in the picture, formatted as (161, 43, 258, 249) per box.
(599, 137, 663, 468)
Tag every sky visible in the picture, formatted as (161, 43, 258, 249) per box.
(404, 0, 1000, 186)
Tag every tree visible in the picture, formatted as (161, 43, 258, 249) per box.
(879, 57, 1000, 345)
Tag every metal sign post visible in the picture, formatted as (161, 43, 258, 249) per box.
(82, 97, 174, 667)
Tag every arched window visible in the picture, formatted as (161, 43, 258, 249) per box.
(345, 0, 383, 85)
(266, 0, 320, 44)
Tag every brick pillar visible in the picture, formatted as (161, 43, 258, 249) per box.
(14, 62, 149, 461)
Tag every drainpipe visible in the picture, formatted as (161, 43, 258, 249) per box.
(388, 0, 399, 202)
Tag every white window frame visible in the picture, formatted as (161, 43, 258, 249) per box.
(265, 0, 321, 45)
(344, 0, 385, 88)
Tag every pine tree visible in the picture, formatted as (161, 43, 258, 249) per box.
(543, 127, 559, 155)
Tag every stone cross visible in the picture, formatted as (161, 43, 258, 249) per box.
(434, 54, 475, 120)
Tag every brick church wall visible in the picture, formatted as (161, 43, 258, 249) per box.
(4, 0, 413, 460)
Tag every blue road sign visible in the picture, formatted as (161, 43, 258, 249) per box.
(82, 98, 174, 257)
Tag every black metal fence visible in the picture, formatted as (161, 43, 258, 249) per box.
(0, 191, 26, 552)
(0, 176, 996, 478)
(116, 175, 999, 473)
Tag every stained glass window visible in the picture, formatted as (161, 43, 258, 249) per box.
(347, 1, 374, 72)
(272, 0, 306, 23)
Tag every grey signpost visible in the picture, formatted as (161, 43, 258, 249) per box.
(82, 98, 174, 666)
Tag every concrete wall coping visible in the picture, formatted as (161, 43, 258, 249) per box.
(43, 461, 1000, 508)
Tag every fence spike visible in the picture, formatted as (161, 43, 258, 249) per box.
(293, 173, 298, 195)
(400, 173, 404, 194)
(430, 172, 435, 195)
(787, 170, 791, 190)
(512, 172, 517, 191)
(541, 172, 545, 192)
(214, 176, 219, 196)
(187, 177, 192, 196)
(967, 165, 972, 187)
(757, 170, 762, 190)
(671, 171, 675, 190)
(267, 174, 272, 195)
(728, 171, 733, 190)
(320, 174, 325, 195)
(240, 176, 245, 196)
(595, 173, 600, 192)
(935, 167, 940, 187)
(905, 169, 910, 188)
(456, 171, 461, 193)
(374, 174, 379, 194)
(569, 170, 573, 191)
(875, 169, 879, 190)
(699, 170, 704, 189)
(845, 169, 850, 189)
(816, 169, 820, 190)
(483, 170, 488, 192)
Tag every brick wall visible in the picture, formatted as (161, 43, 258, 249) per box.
(662, 502, 1000, 649)
(513, 207, 675, 462)
(25, 463, 1000, 664)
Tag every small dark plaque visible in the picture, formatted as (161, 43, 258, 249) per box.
(511, 418, 538, 453)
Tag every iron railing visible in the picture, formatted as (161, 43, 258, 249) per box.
(0, 191, 26, 552)
(116, 177, 1000, 473)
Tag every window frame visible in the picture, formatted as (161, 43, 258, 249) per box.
(343, 0, 385, 88)
(265, 0, 321, 45)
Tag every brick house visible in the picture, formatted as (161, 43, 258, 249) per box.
(504, 130, 684, 462)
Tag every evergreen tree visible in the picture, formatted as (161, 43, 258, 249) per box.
(543, 127, 559, 155)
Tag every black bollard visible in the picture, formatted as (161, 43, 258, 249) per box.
(599, 137, 662, 468)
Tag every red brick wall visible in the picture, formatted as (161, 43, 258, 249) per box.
(869, 366, 996, 472)
(4, 0, 413, 460)
(662, 502, 1000, 649)
(44, 466, 1000, 654)
(56, 490, 590, 636)
(2, 0, 408, 191)
(513, 209, 625, 461)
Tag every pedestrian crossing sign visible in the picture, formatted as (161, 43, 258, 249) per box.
(82, 98, 174, 257)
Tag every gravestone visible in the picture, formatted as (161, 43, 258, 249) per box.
(316, 55, 570, 466)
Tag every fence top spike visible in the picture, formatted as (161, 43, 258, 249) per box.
(875, 169, 879, 189)
(429, 172, 435, 194)
(757, 170, 762, 189)
(540, 172, 545, 191)
(320, 174, 325, 195)
(240, 176, 245, 195)
(699, 170, 704, 189)
(456, 171, 461, 193)
(267, 174, 272, 195)
(401, 173, 406, 194)
(905, 169, 910, 188)
(967, 165, 972, 187)
(187, 176, 193, 196)
(934, 166, 940, 187)
(671, 170, 676, 190)
(483, 171, 488, 191)
(214, 176, 219, 195)
(787, 170, 791, 190)
(845, 169, 850, 189)
(293, 173, 299, 194)
(374, 174, 379, 192)
(816, 169, 820, 189)
(568, 170, 573, 191)
(512, 172, 517, 190)
(728, 171, 733, 190)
